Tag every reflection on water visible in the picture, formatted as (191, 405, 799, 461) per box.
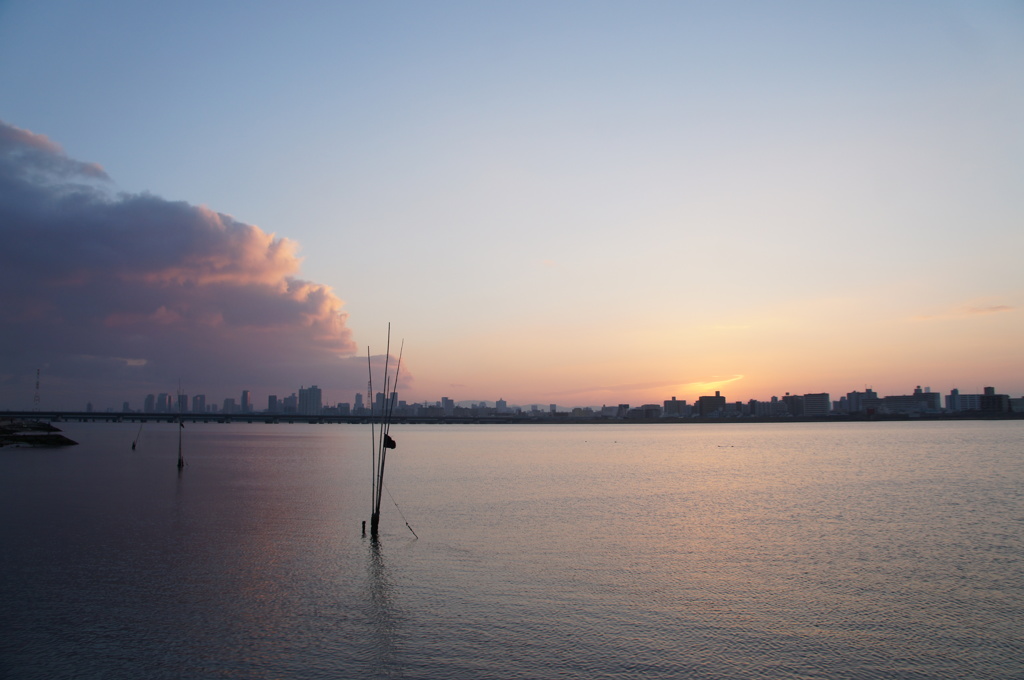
(1, 420, 1022, 679)
(366, 538, 401, 676)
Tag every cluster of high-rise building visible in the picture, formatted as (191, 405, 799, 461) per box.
(647, 385, 1021, 420)
(120, 384, 1020, 419)
(136, 386, 326, 416)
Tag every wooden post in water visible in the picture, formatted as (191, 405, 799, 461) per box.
(176, 382, 186, 470)
(177, 417, 185, 469)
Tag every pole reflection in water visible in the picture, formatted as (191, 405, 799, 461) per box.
(365, 538, 402, 675)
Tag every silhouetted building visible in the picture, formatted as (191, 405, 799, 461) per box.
(298, 385, 322, 415)
(916, 386, 941, 411)
(980, 390, 1010, 414)
(803, 393, 830, 417)
(626, 404, 662, 419)
(192, 394, 206, 413)
(241, 390, 252, 413)
(748, 399, 771, 417)
(144, 394, 156, 413)
(846, 389, 880, 414)
(697, 391, 726, 417)
(946, 388, 981, 411)
(663, 397, 690, 417)
(781, 393, 804, 417)
(880, 387, 941, 415)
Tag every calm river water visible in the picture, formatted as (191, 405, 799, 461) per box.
(2, 420, 1022, 679)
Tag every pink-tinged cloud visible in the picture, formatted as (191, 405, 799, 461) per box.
(913, 304, 1015, 321)
(0, 119, 361, 410)
(966, 305, 1014, 316)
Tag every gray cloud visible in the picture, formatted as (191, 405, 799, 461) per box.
(0, 120, 363, 410)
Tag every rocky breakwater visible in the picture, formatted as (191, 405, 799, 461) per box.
(0, 420, 78, 447)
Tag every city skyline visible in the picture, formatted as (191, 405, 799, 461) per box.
(2, 2, 1022, 411)
(49, 380, 1022, 418)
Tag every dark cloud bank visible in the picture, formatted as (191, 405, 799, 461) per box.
(0, 120, 364, 410)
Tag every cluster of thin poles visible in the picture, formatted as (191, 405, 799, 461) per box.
(368, 324, 403, 536)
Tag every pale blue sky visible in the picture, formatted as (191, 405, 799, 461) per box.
(1, 1, 1022, 408)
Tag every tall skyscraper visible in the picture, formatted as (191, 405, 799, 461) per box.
(298, 385, 322, 415)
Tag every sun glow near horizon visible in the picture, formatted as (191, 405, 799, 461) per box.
(398, 289, 1022, 407)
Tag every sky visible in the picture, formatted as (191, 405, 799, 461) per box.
(1, 0, 1022, 412)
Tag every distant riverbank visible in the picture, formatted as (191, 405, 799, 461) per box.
(4, 410, 1022, 426)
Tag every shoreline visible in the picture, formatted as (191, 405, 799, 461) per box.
(4, 411, 1023, 426)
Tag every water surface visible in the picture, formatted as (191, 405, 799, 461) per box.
(2, 421, 1022, 679)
